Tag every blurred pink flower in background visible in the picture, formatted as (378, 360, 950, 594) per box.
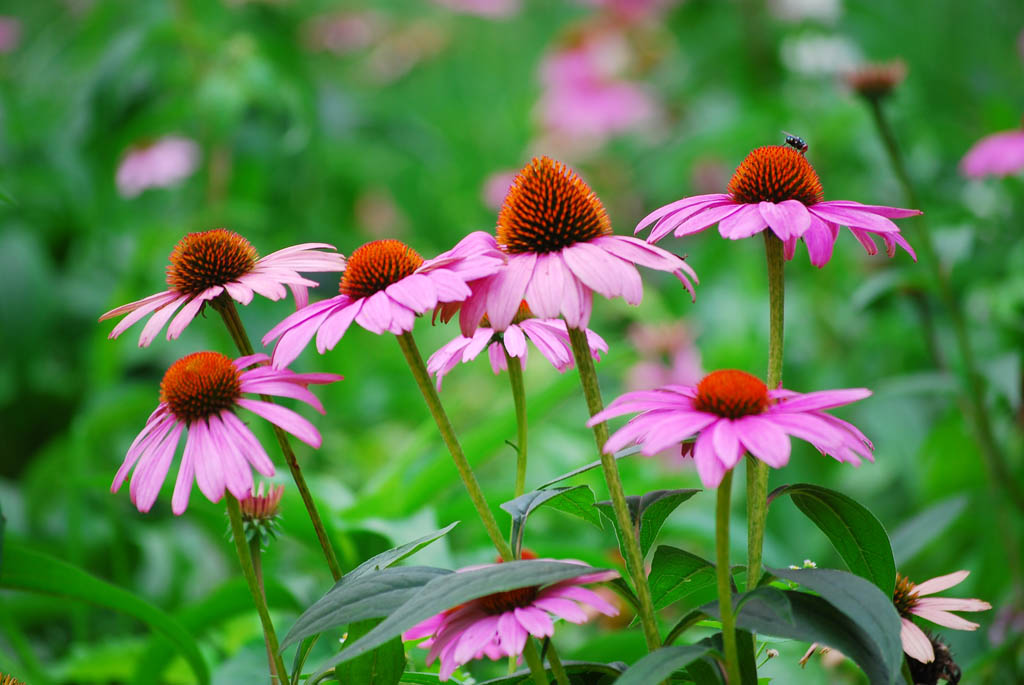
(481, 170, 517, 210)
(302, 11, 385, 55)
(575, 0, 678, 24)
(116, 136, 200, 198)
(960, 123, 1024, 178)
(626, 322, 703, 393)
(0, 16, 21, 53)
(431, 0, 520, 18)
(534, 30, 660, 157)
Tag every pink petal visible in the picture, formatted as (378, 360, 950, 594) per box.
(717, 204, 766, 240)
(711, 419, 743, 469)
(137, 295, 190, 346)
(131, 423, 184, 512)
(386, 273, 438, 312)
(503, 324, 527, 357)
(191, 420, 225, 503)
(635, 193, 730, 234)
(693, 426, 727, 488)
(734, 415, 791, 468)
(487, 253, 536, 330)
(171, 429, 197, 515)
(910, 607, 981, 631)
(914, 597, 991, 613)
(770, 388, 871, 413)
(315, 299, 361, 354)
(237, 398, 321, 448)
(810, 204, 900, 234)
(759, 200, 811, 240)
(220, 410, 275, 476)
(497, 611, 527, 656)
(665, 202, 744, 239)
(911, 570, 971, 597)
(524, 253, 567, 319)
(513, 606, 553, 638)
(901, 618, 934, 663)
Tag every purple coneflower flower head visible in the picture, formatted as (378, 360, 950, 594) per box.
(403, 562, 618, 681)
(116, 136, 200, 198)
(264, 233, 506, 369)
(636, 145, 921, 267)
(100, 229, 346, 346)
(960, 121, 1024, 178)
(893, 571, 991, 664)
(112, 352, 341, 515)
(449, 157, 695, 336)
(427, 301, 608, 389)
(590, 369, 873, 488)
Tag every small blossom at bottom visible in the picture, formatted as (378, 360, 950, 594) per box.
(403, 562, 618, 681)
(893, 571, 991, 663)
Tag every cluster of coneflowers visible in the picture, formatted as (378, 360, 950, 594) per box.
(100, 142, 990, 682)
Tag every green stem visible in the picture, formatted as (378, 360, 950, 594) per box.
(747, 233, 784, 592)
(546, 640, 572, 685)
(506, 348, 529, 499)
(250, 537, 277, 682)
(213, 298, 344, 581)
(567, 327, 661, 652)
(715, 470, 741, 685)
(395, 331, 514, 561)
(227, 495, 288, 682)
(520, 638, 552, 685)
(866, 98, 1024, 513)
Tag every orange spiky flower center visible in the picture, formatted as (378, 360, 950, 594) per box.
(339, 240, 424, 299)
(727, 146, 824, 206)
(497, 156, 612, 254)
(160, 351, 242, 424)
(476, 586, 541, 615)
(0, 674, 26, 685)
(892, 573, 921, 616)
(693, 369, 770, 418)
(166, 229, 259, 295)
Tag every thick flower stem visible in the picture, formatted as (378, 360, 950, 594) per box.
(505, 349, 529, 499)
(746, 234, 785, 592)
(521, 639, 554, 685)
(250, 537, 277, 681)
(865, 98, 1024, 514)
(213, 298, 344, 581)
(568, 327, 661, 652)
(396, 331, 515, 561)
(715, 470, 742, 685)
(227, 495, 288, 682)
(545, 640, 572, 685)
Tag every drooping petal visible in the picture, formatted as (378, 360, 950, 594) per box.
(759, 200, 811, 240)
(734, 415, 792, 468)
(901, 618, 935, 663)
(237, 398, 321, 448)
(487, 253, 537, 330)
(693, 427, 727, 488)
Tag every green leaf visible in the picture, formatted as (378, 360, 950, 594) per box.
(707, 568, 903, 685)
(282, 566, 451, 649)
(500, 486, 601, 554)
(535, 446, 640, 489)
(665, 609, 708, 646)
(343, 522, 460, 584)
(889, 494, 968, 566)
(648, 546, 715, 609)
(399, 674, 464, 684)
(290, 636, 319, 685)
(596, 489, 701, 558)
(613, 645, 712, 685)
(0, 543, 208, 685)
(334, 618, 405, 685)
(771, 483, 896, 595)
(311, 561, 607, 679)
(478, 661, 625, 684)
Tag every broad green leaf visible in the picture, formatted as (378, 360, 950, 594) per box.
(311, 561, 607, 678)
(596, 489, 701, 558)
(281, 566, 451, 648)
(665, 609, 708, 646)
(613, 645, 711, 685)
(705, 568, 902, 685)
(0, 543, 208, 685)
(535, 446, 640, 490)
(134, 576, 299, 684)
(772, 483, 896, 595)
(890, 494, 967, 566)
(342, 522, 459, 585)
(334, 618, 405, 685)
(648, 546, 715, 609)
(478, 660, 625, 684)
(500, 486, 601, 554)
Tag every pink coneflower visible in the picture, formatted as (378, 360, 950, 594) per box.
(844, 60, 907, 101)
(450, 157, 695, 336)
(0, 17, 21, 54)
(112, 352, 341, 515)
(960, 122, 1024, 179)
(893, 571, 991, 663)
(589, 369, 873, 488)
(116, 136, 200, 198)
(264, 233, 506, 369)
(636, 144, 921, 267)
(427, 301, 608, 389)
(100, 230, 345, 347)
(403, 562, 618, 681)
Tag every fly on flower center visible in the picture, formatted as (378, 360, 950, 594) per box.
(497, 156, 612, 254)
(727, 145, 824, 206)
(892, 573, 921, 615)
(693, 369, 770, 419)
(166, 229, 259, 295)
(160, 351, 242, 424)
(339, 239, 424, 299)
(476, 586, 540, 615)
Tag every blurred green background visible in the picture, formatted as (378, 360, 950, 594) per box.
(2, 0, 1023, 682)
